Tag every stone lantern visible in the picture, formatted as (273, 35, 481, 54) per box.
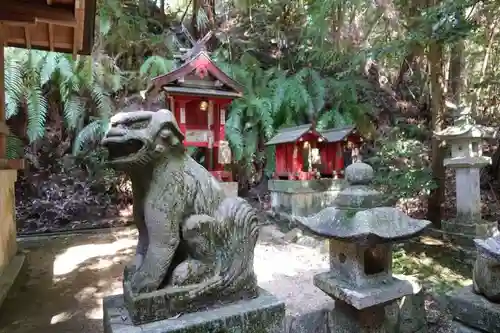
(434, 105, 498, 248)
(292, 162, 431, 332)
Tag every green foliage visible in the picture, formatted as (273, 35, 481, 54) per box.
(367, 125, 436, 202)
(393, 248, 471, 294)
(6, 135, 23, 159)
(5, 49, 49, 142)
(139, 56, 176, 78)
(4, 48, 122, 152)
(216, 52, 368, 170)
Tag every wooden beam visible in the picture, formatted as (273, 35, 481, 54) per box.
(0, 2, 76, 27)
(6, 38, 73, 50)
(0, 159, 25, 170)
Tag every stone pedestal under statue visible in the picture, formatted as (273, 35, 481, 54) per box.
(104, 290, 284, 333)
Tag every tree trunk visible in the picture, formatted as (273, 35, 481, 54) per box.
(395, 45, 425, 88)
(395, 0, 426, 89)
(191, 0, 201, 39)
(470, 19, 499, 115)
(448, 39, 464, 105)
(427, 39, 446, 228)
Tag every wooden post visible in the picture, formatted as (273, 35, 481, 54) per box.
(0, 25, 6, 160)
(207, 100, 214, 171)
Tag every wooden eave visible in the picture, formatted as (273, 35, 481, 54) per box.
(162, 86, 242, 99)
(0, 0, 97, 56)
(148, 51, 244, 97)
(266, 124, 326, 146)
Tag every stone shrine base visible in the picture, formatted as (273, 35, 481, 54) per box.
(269, 179, 346, 217)
(441, 219, 499, 249)
(447, 285, 500, 333)
(103, 290, 285, 333)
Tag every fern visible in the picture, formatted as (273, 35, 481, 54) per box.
(25, 87, 48, 142)
(140, 56, 176, 79)
(6, 135, 24, 159)
(73, 120, 106, 155)
(63, 96, 86, 130)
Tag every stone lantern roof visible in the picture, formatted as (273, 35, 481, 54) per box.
(434, 106, 497, 140)
(434, 105, 497, 168)
(293, 162, 431, 246)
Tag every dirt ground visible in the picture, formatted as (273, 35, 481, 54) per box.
(0, 227, 470, 333)
(0, 229, 137, 333)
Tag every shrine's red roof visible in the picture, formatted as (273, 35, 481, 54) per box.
(147, 51, 243, 98)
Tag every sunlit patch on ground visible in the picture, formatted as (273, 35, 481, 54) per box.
(420, 236, 445, 246)
(49, 312, 72, 325)
(254, 243, 328, 283)
(53, 238, 136, 278)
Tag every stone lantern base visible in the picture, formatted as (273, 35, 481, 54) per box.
(442, 219, 499, 248)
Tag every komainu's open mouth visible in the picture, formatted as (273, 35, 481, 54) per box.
(104, 139, 144, 160)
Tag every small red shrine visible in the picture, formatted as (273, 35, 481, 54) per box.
(146, 38, 243, 183)
(266, 124, 362, 180)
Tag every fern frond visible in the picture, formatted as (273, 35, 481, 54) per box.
(6, 135, 24, 159)
(72, 120, 106, 155)
(140, 56, 175, 78)
(4, 61, 24, 119)
(25, 87, 48, 142)
(90, 86, 113, 124)
(63, 96, 87, 130)
(40, 52, 61, 85)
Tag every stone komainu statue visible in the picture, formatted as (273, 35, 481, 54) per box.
(101, 109, 259, 304)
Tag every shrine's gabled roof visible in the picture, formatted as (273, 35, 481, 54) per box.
(265, 124, 359, 146)
(147, 51, 244, 98)
(319, 126, 357, 142)
(265, 124, 320, 146)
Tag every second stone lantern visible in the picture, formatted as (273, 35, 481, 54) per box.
(291, 162, 431, 333)
(434, 105, 498, 249)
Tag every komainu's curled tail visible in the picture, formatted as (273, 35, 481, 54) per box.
(186, 196, 261, 298)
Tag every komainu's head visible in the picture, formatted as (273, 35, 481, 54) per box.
(101, 109, 185, 167)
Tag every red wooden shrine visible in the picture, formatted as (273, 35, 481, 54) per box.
(147, 49, 243, 182)
(265, 124, 362, 180)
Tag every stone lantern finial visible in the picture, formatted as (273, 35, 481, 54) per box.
(345, 162, 373, 185)
(454, 105, 474, 127)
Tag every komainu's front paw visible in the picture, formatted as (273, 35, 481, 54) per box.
(123, 264, 136, 282)
(130, 271, 159, 294)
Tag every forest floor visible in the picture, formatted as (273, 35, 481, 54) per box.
(0, 227, 471, 333)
